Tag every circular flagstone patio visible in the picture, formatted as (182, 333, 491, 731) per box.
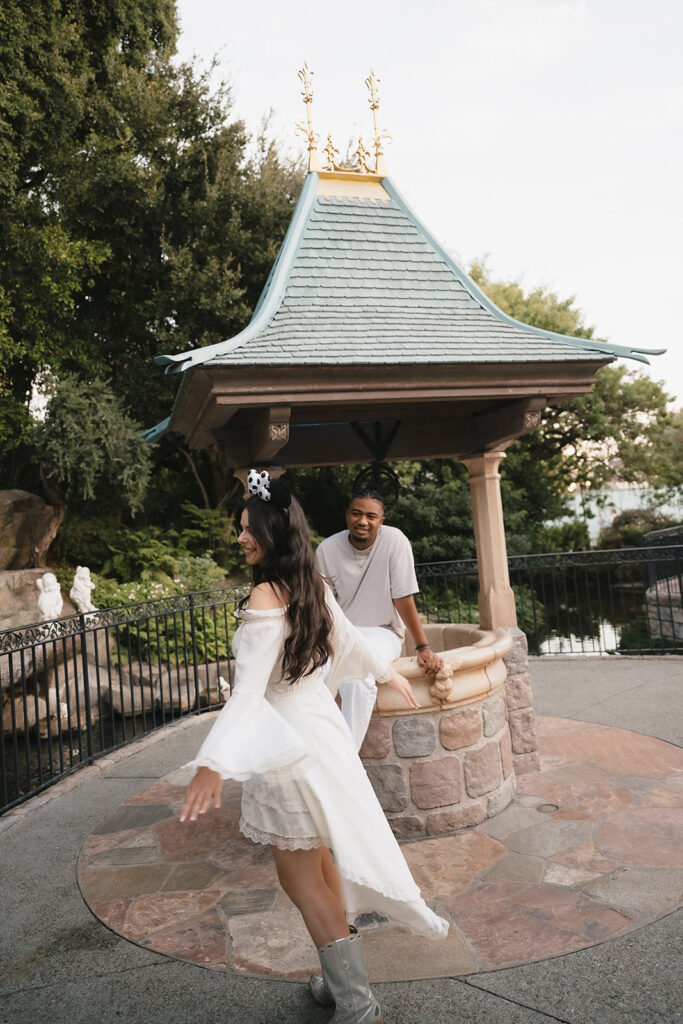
(77, 716, 683, 981)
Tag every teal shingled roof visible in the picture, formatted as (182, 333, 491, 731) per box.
(154, 173, 662, 376)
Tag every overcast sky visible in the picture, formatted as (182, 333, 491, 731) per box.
(174, 0, 683, 406)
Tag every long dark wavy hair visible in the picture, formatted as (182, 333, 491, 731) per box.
(242, 493, 333, 682)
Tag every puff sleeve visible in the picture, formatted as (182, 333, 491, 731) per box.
(323, 586, 394, 695)
(187, 609, 309, 782)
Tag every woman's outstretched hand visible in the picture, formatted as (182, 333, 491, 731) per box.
(385, 668, 420, 709)
(180, 766, 222, 822)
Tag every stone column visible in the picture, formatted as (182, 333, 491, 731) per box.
(462, 450, 540, 776)
(461, 451, 517, 630)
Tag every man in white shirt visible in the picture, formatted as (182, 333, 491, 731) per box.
(316, 489, 444, 747)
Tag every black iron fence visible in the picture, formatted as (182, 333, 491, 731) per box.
(645, 527, 683, 585)
(1, 584, 247, 815)
(415, 545, 683, 657)
(2, 546, 682, 816)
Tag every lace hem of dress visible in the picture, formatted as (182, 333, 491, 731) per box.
(332, 858, 448, 939)
(348, 900, 449, 940)
(239, 817, 322, 851)
(333, 859, 421, 903)
(338, 873, 449, 939)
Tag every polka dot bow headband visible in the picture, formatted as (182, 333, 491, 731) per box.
(247, 469, 292, 511)
(247, 469, 271, 501)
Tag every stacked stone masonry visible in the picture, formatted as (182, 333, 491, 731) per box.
(502, 628, 541, 774)
(360, 624, 540, 838)
(361, 687, 516, 839)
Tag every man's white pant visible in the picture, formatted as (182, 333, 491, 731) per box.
(338, 626, 403, 750)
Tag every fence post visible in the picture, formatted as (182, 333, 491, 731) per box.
(644, 535, 656, 588)
(189, 593, 201, 712)
(78, 614, 94, 763)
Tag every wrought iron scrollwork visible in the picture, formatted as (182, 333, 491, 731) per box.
(0, 584, 249, 653)
(352, 463, 401, 511)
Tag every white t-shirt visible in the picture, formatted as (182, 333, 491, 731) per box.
(316, 525, 419, 639)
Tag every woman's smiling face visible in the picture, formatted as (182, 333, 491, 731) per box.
(238, 508, 265, 565)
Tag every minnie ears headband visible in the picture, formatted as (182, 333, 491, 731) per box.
(247, 469, 292, 512)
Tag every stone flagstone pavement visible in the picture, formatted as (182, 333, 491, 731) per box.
(77, 715, 683, 981)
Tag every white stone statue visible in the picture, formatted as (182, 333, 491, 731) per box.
(36, 572, 63, 620)
(69, 565, 97, 613)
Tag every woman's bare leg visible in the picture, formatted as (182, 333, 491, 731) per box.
(321, 846, 344, 905)
(271, 845, 349, 948)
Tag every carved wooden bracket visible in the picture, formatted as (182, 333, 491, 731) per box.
(473, 398, 546, 450)
(250, 406, 291, 463)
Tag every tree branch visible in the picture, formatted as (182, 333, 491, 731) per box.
(176, 444, 210, 508)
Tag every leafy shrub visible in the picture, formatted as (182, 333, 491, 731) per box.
(597, 507, 681, 550)
(94, 542, 227, 607)
(180, 502, 242, 572)
(617, 614, 683, 653)
(112, 594, 245, 668)
(96, 527, 238, 666)
(536, 519, 591, 553)
(416, 578, 479, 625)
(515, 583, 545, 637)
(51, 514, 129, 570)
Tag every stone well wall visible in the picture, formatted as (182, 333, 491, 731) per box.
(502, 627, 540, 775)
(360, 623, 540, 838)
(360, 687, 515, 838)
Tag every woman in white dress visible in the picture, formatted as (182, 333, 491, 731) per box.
(180, 471, 448, 1023)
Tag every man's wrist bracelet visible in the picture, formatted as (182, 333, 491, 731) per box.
(415, 643, 431, 651)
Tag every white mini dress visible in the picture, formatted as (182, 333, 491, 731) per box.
(188, 588, 448, 940)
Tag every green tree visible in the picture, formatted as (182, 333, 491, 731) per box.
(1, 0, 304, 519)
(531, 365, 675, 491)
(470, 260, 678, 538)
(35, 371, 151, 510)
(646, 407, 683, 495)
(390, 462, 477, 562)
(0, 0, 176, 470)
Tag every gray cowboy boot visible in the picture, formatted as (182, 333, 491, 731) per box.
(308, 924, 357, 1007)
(317, 932, 382, 1023)
(308, 972, 335, 1006)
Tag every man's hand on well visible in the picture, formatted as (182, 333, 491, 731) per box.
(393, 596, 445, 677)
(417, 646, 444, 676)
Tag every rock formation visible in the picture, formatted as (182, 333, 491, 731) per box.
(0, 490, 64, 570)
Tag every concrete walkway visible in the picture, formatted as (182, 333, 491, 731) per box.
(1, 657, 681, 1024)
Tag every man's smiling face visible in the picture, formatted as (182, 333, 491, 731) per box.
(345, 497, 384, 550)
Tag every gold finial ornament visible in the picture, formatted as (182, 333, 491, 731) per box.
(295, 66, 390, 178)
(353, 137, 372, 174)
(365, 69, 380, 111)
(323, 134, 340, 171)
(365, 69, 391, 175)
(295, 62, 321, 171)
